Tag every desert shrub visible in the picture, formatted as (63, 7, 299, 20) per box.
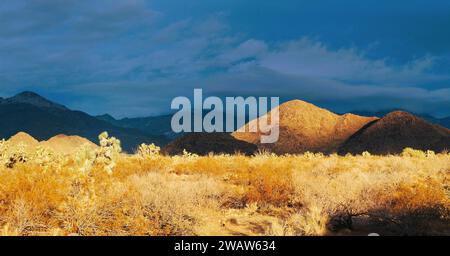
(244, 161, 295, 206)
(285, 206, 329, 236)
(33, 146, 57, 167)
(362, 151, 371, 157)
(95, 132, 122, 174)
(73, 143, 96, 174)
(127, 172, 224, 235)
(0, 164, 73, 235)
(182, 149, 199, 158)
(425, 150, 436, 158)
(302, 151, 325, 160)
(401, 147, 426, 158)
(0, 142, 28, 169)
(137, 143, 161, 158)
(360, 176, 449, 235)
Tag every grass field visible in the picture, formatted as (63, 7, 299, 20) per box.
(0, 133, 448, 236)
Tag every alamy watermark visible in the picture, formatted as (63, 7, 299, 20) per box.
(171, 89, 280, 143)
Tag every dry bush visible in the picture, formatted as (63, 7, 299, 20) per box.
(289, 153, 449, 235)
(127, 172, 224, 235)
(284, 206, 329, 236)
(243, 156, 295, 206)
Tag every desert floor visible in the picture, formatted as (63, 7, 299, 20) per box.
(0, 138, 448, 236)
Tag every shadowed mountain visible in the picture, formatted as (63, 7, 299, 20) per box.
(232, 100, 379, 154)
(350, 109, 450, 129)
(162, 133, 257, 156)
(0, 92, 168, 152)
(439, 117, 450, 129)
(339, 111, 450, 155)
(96, 109, 256, 140)
(1, 91, 68, 110)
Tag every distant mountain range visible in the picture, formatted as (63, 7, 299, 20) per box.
(97, 107, 450, 139)
(95, 111, 253, 140)
(1, 91, 449, 155)
(0, 91, 168, 152)
(168, 100, 450, 155)
(96, 113, 178, 139)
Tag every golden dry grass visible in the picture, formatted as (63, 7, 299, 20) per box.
(0, 135, 448, 236)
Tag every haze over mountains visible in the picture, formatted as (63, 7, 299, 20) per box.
(96, 113, 177, 139)
(1, 91, 449, 155)
(96, 111, 252, 140)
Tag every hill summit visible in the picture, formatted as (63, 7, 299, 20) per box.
(232, 100, 378, 154)
(41, 134, 98, 154)
(5, 132, 98, 154)
(339, 111, 450, 154)
(7, 132, 40, 148)
(1, 91, 68, 110)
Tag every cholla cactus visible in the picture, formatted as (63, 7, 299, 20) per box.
(425, 150, 435, 158)
(362, 151, 371, 157)
(182, 149, 198, 158)
(137, 143, 160, 158)
(401, 147, 426, 158)
(96, 132, 122, 175)
(4, 142, 28, 169)
(98, 132, 122, 153)
(33, 146, 55, 167)
(74, 143, 96, 174)
(303, 151, 315, 160)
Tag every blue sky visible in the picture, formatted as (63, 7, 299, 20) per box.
(0, 0, 449, 117)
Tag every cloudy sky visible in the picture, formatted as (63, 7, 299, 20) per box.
(1, 0, 450, 117)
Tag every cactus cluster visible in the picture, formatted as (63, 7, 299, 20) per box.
(0, 141, 28, 168)
(95, 132, 122, 174)
(401, 147, 436, 158)
(137, 143, 161, 158)
(0, 132, 123, 175)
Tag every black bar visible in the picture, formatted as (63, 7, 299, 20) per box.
(0, 236, 444, 255)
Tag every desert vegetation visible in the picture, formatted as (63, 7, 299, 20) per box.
(0, 133, 448, 236)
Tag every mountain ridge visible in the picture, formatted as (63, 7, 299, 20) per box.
(339, 111, 450, 155)
(97, 106, 450, 138)
(232, 100, 379, 154)
(1, 91, 68, 110)
(0, 92, 168, 152)
(2, 91, 449, 155)
(348, 109, 450, 129)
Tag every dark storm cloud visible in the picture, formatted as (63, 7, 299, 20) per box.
(0, 0, 449, 117)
